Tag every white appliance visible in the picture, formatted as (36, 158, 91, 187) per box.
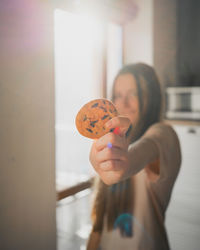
(165, 87, 200, 120)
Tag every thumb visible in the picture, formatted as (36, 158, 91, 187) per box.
(105, 116, 132, 137)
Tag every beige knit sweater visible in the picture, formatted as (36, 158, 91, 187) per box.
(87, 123, 181, 250)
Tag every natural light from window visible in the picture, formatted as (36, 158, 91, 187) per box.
(54, 9, 104, 188)
(54, 9, 122, 190)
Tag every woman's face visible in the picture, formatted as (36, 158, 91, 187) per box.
(113, 73, 140, 125)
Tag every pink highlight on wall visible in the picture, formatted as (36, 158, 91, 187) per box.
(0, 0, 52, 55)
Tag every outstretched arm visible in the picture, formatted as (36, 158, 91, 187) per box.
(89, 116, 159, 185)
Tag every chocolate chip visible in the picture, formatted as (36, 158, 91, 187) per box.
(101, 115, 109, 120)
(86, 128, 93, 133)
(100, 106, 107, 112)
(90, 120, 98, 127)
(91, 103, 98, 108)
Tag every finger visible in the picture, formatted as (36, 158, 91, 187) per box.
(96, 147, 126, 163)
(105, 116, 131, 136)
(99, 160, 123, 171)
(95, 132, 127, 151)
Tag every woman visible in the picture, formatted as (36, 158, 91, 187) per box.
(87, 63, 181, 250)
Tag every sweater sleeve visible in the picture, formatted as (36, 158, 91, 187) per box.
(143, 122, 182, 209)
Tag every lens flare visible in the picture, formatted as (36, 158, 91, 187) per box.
(114, 213, 153, 243)
(114, 213, 133, 237)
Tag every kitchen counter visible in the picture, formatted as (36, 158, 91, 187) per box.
(165, 119, 200, 126)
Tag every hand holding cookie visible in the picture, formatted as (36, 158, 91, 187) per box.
(89, 115, 132, 185)
(75, 99, 132, 185)
(75, 98, 131, 139)
(75, 99, 118, 139)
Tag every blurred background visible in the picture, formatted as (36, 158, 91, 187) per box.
(0, 0, 200, 250)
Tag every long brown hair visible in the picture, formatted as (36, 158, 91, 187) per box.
(90, 63, 163, 237)
(112, 63, 163, 142)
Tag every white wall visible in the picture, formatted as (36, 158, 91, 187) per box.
(124, 0, 154, 66)
(0, 1, 56, 250)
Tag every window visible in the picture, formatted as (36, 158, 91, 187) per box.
(54, 9, 105, 188)
(54, 9, 122, 186)
(54, 8, 123, 250)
